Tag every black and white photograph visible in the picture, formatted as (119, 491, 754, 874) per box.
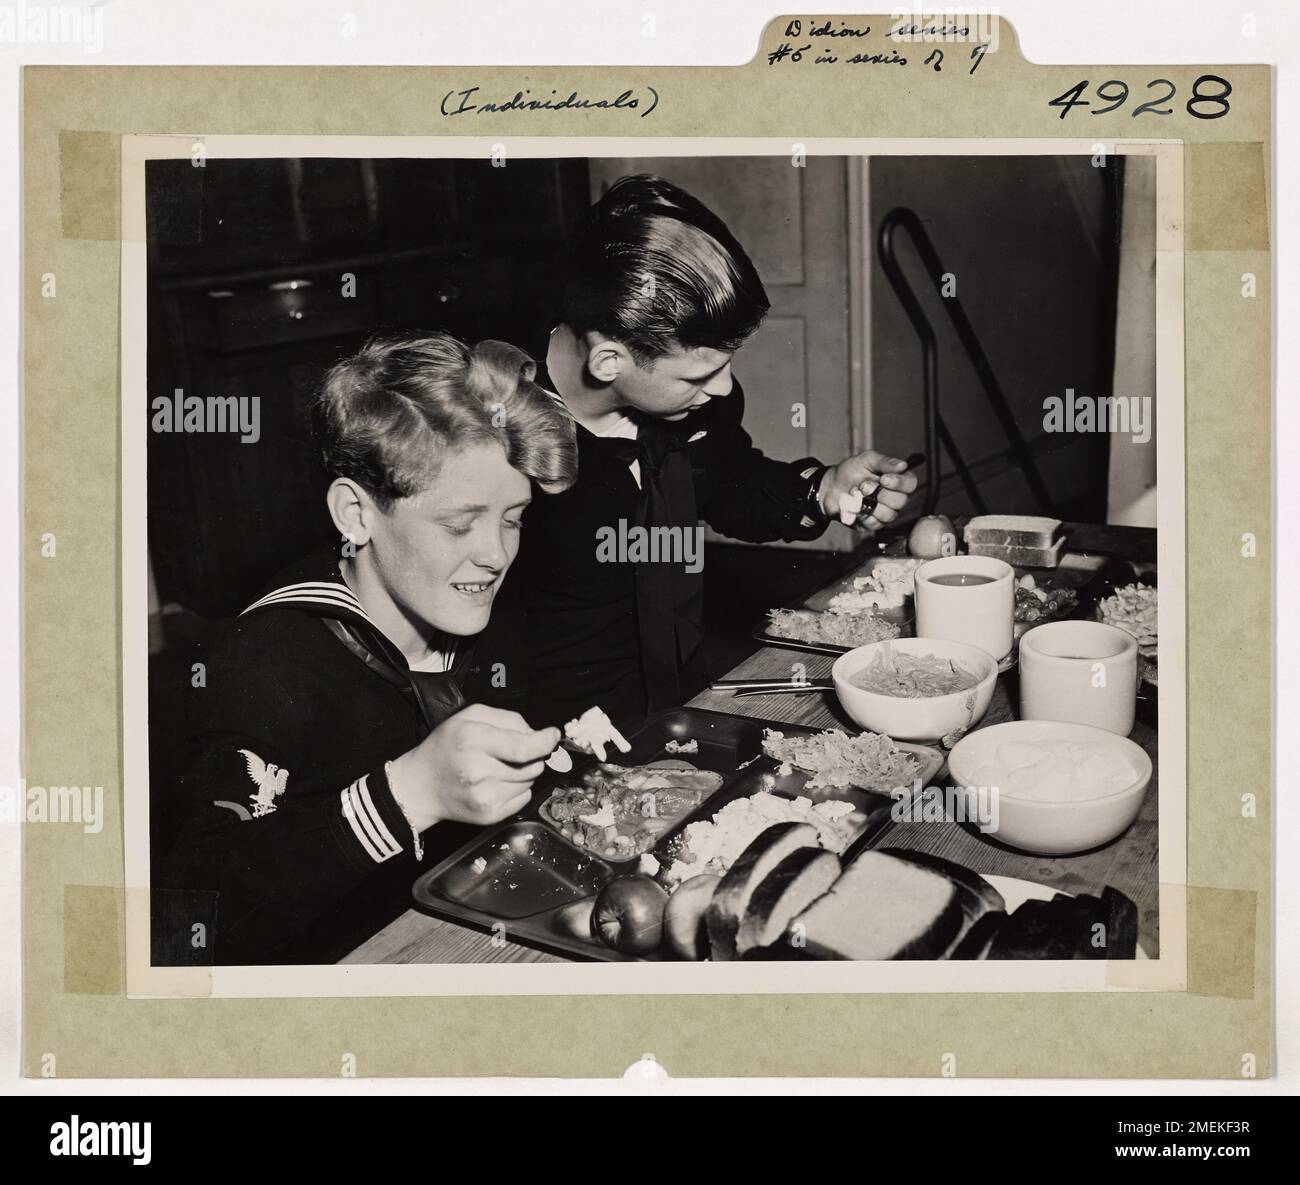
(123, 140, 1180, 988)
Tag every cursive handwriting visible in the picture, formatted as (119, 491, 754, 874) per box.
(441, 85, 659, 118)
(808, 19, 871, 37)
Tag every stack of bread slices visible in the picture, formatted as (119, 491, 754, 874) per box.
(697, 823, 1004, 961)
(686, 822, 1138, 961)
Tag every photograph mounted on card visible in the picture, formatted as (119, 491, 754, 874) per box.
(19, 10, 1271, 1078)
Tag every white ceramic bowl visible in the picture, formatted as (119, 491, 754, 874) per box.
(831, 637, 998, 741)
(947, 720, 1152, 855)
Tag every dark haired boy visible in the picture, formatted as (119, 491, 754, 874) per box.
(470, 175, 919, 729)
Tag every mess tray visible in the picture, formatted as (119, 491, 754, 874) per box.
(410, 706, 944, 962)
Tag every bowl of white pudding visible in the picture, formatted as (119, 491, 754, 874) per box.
(947, 720, 1151, 854)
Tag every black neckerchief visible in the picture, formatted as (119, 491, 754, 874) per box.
(580, 410, 705, 712)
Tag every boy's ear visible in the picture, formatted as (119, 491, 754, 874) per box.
(326, 478, 374, 547)
(584, 334, 634, 384)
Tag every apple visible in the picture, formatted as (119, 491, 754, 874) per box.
(552, 898, 597, 942)
(592, 875, 669, 955)
(664, 874, 720, 960)
(908, 514, 957, 559)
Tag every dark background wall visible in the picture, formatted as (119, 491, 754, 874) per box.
(869, 154, 1123, 521)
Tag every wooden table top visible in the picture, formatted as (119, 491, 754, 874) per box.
(343, 543, 1159, 964)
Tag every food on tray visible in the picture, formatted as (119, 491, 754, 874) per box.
(544, 746, 573, 773)
(966, 738, 1138, 803)
(663, 873, 721, 960)
(706, 821, 821, 960)
(848, 645, 984, 699)
(787, 849, 1004, 960)
(1013, 573, 1078, 624)
(592, 875, 668, 955)
(663, 792, 857, 885)
(1098, 582, 1158, 684)
(766, 607, 900, 648)
(560, 705, 632, 763)
(541, 761, 724, 859)
(766, 558, 922, 647)
(761, 727, 920, 793)
(828, 557, 923, 614)
(664, 738, 698, 754)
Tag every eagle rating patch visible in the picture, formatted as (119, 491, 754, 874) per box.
(238, 749, 289, 817)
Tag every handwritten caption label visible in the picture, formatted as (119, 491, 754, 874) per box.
(766, 15, 999, 75)
(441, 86, 659, 118)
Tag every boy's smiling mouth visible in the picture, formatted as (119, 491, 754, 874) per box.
(451, 578, 497, 600)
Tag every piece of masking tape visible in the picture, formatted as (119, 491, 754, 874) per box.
(58, 130, 120, 242)
(1184, 884, 1257, 1000)
(63, 884, 124, 995)
(1095, 881, 1257, 1000)
(1185, 141, 1269, 253)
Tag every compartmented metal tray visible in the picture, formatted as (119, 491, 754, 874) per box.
(411, 706, 944, 962)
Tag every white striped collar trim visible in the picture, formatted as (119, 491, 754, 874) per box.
(241, 581, 458, 671)
(241, 581, 375, 624)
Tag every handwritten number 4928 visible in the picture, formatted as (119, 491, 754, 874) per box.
(1049, 75, 1231, 119)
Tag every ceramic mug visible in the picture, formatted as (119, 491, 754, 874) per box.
(1018, 620, 1139, 735)
(914, 555, 1015, 663)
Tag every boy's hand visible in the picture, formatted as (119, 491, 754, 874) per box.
(818, 451, 918, 531)
(387, 704, 561, 833)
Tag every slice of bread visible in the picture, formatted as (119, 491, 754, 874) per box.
(705, 822, 819, 961)
(792, 849, 966, 960)
(874, 848, 1006, 930)
(963, 515, 1063, 548)
(736, 847, 842, 957)
(966, 536, 1065, 569)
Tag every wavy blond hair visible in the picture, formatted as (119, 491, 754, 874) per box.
(312, 332, 577, 507)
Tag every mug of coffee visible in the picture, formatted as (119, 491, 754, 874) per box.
(914, 555, 1015, 662)
(1018, 620, 1138, 735)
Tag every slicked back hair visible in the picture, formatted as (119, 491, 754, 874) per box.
(558, 174, 770, 364)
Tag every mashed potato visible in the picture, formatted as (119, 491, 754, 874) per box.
(970, 739, 1138, 803)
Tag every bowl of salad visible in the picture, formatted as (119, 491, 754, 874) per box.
(831, 638, 998, 741)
